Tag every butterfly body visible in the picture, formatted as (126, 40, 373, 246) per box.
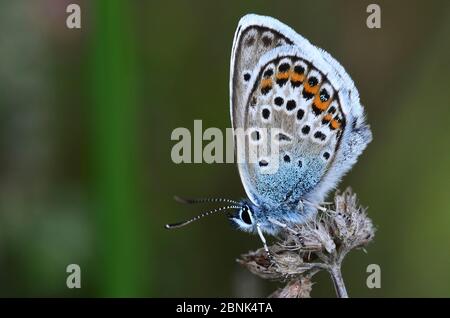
(230, 198, 316, 236)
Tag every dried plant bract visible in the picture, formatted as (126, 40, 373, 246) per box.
(237, 188, 375, 298)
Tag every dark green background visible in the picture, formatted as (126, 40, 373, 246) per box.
(0, 0, 449, 297)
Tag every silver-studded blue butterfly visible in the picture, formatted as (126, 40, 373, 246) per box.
(166, 14, 372, 254)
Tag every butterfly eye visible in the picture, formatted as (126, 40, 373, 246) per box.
(240, 207, 252, 225)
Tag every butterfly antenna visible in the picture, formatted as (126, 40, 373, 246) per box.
(174, 196, 239, 205)
(165, 205, 241, 229)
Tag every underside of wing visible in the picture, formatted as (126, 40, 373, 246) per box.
(230, 17, 293, 204)
(230, 17, 293, 131)
(241, 47, 346, 206)
(230, 14, 372, 207)
(231, 14, 366, 126)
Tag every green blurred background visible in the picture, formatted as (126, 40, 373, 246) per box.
(0, 0, 449, 297)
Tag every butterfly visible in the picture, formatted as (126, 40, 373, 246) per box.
(166, 14, 372, 254)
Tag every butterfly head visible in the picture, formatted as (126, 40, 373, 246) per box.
(228, 200, 261, 231)
(165, 196, 250, 229)
(229, 203, 254, 229)
(165, 196, 262, 232)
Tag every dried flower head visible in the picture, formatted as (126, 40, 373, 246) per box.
(237, 188, 375, 298)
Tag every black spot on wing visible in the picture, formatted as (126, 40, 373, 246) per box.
(286, 100, 296, 111)
(263, 69, 274, 77)
(259, 160, 269, 167)
(261, 35, 272, 46)
(314, 131, 326, 141)
(322, 117, 331, 125)
(261, 86, 272, 95)
(294, 65, 305, 74)
(278, 63, 290, 72)
(250, 130, 260, 141)
(301, 125, 310, 135)
(276, 78, 288, 87)
(302, 89, 314, 100)
(274, 96, 284, 107)
(308, 77, 318, 87)
(319, 89, 330, 102)
(276, 133, 291, 142)
(291, 80, 302, 88)
(246, 36, 255, 46)
(312, 103, 323, 116)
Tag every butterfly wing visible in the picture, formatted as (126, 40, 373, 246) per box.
(230, 14, 372, 208)
(230, 15, 294, 205)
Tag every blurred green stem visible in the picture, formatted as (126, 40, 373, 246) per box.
(89, 0, 145, 296)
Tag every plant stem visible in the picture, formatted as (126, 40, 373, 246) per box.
(90, 0, 146, 296)
(329, 265, 348, 298)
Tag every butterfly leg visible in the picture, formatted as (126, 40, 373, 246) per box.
(268, 217, 299, 235)
(256, 223, 274, 262)
(301, 199, 327, 212)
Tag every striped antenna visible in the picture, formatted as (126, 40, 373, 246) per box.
(174, 196, 239, 205)
(165, 205, 241, 229)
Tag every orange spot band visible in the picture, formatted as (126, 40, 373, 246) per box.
(290, 71, 304, 82)
(303, 79, 320, 94)
(276, 72, 289, 80)
(330, 119, 341, 130)
(313, 95, 332, 111)
(261, 78, 272, 88)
